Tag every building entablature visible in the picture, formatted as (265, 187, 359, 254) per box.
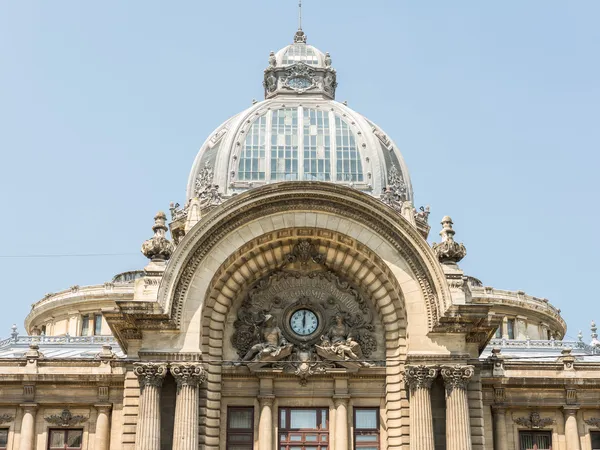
(25, 283, 135, 336)
(471, 285, 566, 339)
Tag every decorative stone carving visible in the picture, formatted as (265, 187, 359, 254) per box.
(432, 216, 467, 264)
(268, 50, 276, 67)
(282, 63, 317, 94)
(414, 205, 430, 224)
(316, 312, 373, 367)
(133, 362, 168, 389)
(584, 417, 600, 428)
(285, 240, 325, 267)
(239, 314, 293, 367)
(294, 28, 307, 44)
(44, 409, 87, 427)
(380, 164, 407, 213)
(440, 365, 474, 393)
(324, 52, 332, 68)
(169, 202, 188, 221)
(404, 365, 438, 392)
(514, 411, 555, 429)
(0, 414, 14, 425)
(373, 126, 392, 149)
(193, 162, 223, 207)
(141, 212, 174, 262)
(231, 258, 379, 380)
(322, 69, 337, 97)
(170, 363, 207, 387)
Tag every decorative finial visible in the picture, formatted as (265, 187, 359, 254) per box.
(325, 52, 332, 68)
(10, 324, 18, 340)
(578, 330, 583, 342)
(591, 321, 600, 347)
(293, 1, 307, 44)
(141, 212, 174, 262)
(432, 216, 467, 264)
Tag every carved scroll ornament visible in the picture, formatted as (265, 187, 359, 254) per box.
(44, 409, 87, 427)
(514, 411, 555, 429)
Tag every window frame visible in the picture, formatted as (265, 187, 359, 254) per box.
(0, 428, 8, 450)
(278, 407, 329, 450)
(353, 407, 380, 449)
(518, 430, 552, 450)
(591, 430, 600, 450)
(226, 406, 254, 450)
(47, 428, 84, 450)
(93, 314, 102, 336)
(80, 315, 90, 336)
(507, 318, 515, 340)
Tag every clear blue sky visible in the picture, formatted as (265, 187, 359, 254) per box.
(1, 1, 599, 342)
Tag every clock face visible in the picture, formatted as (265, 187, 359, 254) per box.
(287, 76, 312, 90)
(290, 309, 319, 336)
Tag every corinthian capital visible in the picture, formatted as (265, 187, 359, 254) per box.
(440, 365, 474, 393)
(133, 362, 168, 389)
(404, 365, 438, 392)
(170, 363, 207, 387)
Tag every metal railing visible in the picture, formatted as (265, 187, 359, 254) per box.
(0, 334, 118, 349)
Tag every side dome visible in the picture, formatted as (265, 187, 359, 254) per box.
(185, 30, 413, 205)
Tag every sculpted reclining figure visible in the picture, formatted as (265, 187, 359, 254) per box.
(318, 313, 373, 368)
(241, 314, 290, 363)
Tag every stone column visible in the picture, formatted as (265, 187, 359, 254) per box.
(563, 407, 581, 450)
(18, 403, 37, 450)
(333, 396, 350, 450)
(491, 406, 508, 450)
(258, 396, 274, 450)
(171, 363, 207, 450)
(133, 362, 167, 450)
(404, 365, 438, 450)
(94, 404, 112, 450)
(441, 365, 474, 450)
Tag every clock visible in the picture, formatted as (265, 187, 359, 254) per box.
(290, 309, 319, 336)
(286, 76, 312, 91)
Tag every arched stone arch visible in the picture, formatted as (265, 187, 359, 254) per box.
(196, 230, 411, 449)
(158, 182, 451, 333)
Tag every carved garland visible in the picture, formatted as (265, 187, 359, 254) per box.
(513, 411, 555, 429)
(584, 418, 600, 428)
(164, 187, 444, 331)
(44, 409, 87, 427)
(0, 414, 14, 425)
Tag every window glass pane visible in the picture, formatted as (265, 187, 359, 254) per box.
(494, 327, 502, 338)
(355, 409, 378, 429)
(94, 315, 102, 335)
(229, 409, 253, 429)
(50, 430, 65, 447)
(81, 316, 89, 336)
(280, 409, 286, 429)
(303, 108, 331, 181)
(335, 115, 363, 182)
(271, 109, 298, 181)
(0, 429, 8, 447)
(507, 319, 515, 339)
(290, 410, 317, 429)
(238, 113, 267, 181)
(67, 429, 83, 447)
(592, 431, 600, 449)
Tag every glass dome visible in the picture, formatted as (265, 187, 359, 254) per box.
(185, 32, 413, 204)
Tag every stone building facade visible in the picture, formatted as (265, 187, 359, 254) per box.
(1, 26, 599, 450)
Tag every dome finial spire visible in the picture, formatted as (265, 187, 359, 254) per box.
(293, 0, 307, 43)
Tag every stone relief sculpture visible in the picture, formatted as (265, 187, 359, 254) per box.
(231, 240, 379, 382)
(316, 313, 374, 367)
(239, 314, 292, 366)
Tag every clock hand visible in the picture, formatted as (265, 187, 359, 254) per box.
(302, 311, 306, 332)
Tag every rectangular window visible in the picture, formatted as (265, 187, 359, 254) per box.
(48, 429, 83, 449)
(81, 315, 89, 336)
(507, 319, 515, 340)
(279, 407, 328, 450)
(0, 429, 8, 450)
(227, 407, 254, 450)
(93, 314, 102, 336)
(494, 327, 502, 338)
(592, 431, 600, 450)
(354, 408, 380, 449)
(519, 430, 552, 450)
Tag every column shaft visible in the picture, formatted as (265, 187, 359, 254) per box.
(258, 397, 274, 450)
(171, 363, 206, 450)
(491, 407, 508, 450)
(94, 405, 112, 450)
(334, 397, 349, 450)
(18, 404, 37, 450)
(134, 362, 167, 450)
(404, 365, 437, 450)
(441, 365, 474, 450)
(564, 408, 581, 450)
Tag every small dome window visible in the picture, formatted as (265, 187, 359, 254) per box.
(238, 114, 267, 181)
(282, 44, 320, 66)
